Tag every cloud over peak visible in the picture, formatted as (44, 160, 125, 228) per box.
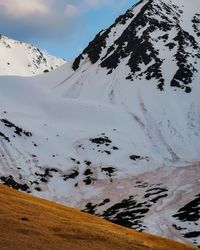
(0, 0, 132, 58)
(0, 0, 50, 18)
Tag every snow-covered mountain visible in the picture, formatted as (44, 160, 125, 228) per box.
(0, 0, 199, 247)
(0, 35, 65, 76)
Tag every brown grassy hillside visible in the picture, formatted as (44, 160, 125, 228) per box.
(0, 184, 197, 250)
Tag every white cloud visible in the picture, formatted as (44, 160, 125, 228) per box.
(65, 4, 80, 18)
(82, 0, 114, 8)
(0, 0, 49, 18)
(0, 0, 133, 54)
(0, 0, 124, 20)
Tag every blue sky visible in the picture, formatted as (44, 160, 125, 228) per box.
(0, 0, 138, 60)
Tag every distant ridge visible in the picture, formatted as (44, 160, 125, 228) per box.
(0, 35, 65, 76)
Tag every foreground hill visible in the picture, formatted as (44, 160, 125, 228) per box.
(0, 35, 65, 76)
(0, 0, 199, 247)
(0, 184, 197, 250)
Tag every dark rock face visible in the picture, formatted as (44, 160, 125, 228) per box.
(72, 0, 200, 93)
(83, 185, 168, 232)
(173, 194, 200, 222)
(192, 14, 200, 37)
(101, 196, 150, 231)
(100, 0, 167, 91)
(171, 28, 199, 93)
(72, 3, 136, 71)
(172, 194, 200, 247)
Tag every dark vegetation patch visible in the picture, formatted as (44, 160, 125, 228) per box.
(89, 136, 112, 145)
(172, 224, 186, 231)
(35, 168, 58, 183)
(98, 187, 168, 231)
(63, 169, 79, 181)
(173, 194, 200, 222)
(150, 194, 168, 203)
(130, 155, 142, 161)
(101, 167, 116, 177)
(83, 182, 169, 232)
(0, 131, 10, 142)
(104, 150, 111, 155)
(144, 187, 168, 198)
(87, 135, 119, 155)
(84, 169, 93, 176)
(83, 199, 111, 214)
(99, 198, 111, 206)
(112, 146, 119, 150)
(0, 176, 29, 191)
(100, 196, 149, 231)
(84, 160, 92, 166)
(83, 168, 95, 185)
(84, 202, 98, 214)
(172, 194, 200, 246)
(135, 180, 149, 188)
(184, 231, 200, 239)
(70, 158, 80, 165)
(101, 190, 169, 231)
(1, 119, 32, 137)
(83, 176, 96, 185)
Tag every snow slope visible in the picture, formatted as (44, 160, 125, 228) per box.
(0, 0, 199, 247)
(0, 35, 65, 76)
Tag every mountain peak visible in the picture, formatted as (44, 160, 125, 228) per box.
(73, 0, 200, 93)
(0, 35, 65, 76)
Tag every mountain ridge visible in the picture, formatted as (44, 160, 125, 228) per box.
(0, 35, 65, 76)
(73, 0, 200, 93)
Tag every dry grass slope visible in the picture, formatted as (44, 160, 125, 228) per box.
(0, 184, 197, 250)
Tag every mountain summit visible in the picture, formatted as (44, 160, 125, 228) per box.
(73, 0, 200, 93)
(0, 35, 65, 76)
(0, 0, 199, 248)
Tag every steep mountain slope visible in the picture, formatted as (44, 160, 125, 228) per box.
(73, 0, 200, 93)
(0, 184, 197, 250)
(0, 35, 65, 76)
(0, 0, 199, 248)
